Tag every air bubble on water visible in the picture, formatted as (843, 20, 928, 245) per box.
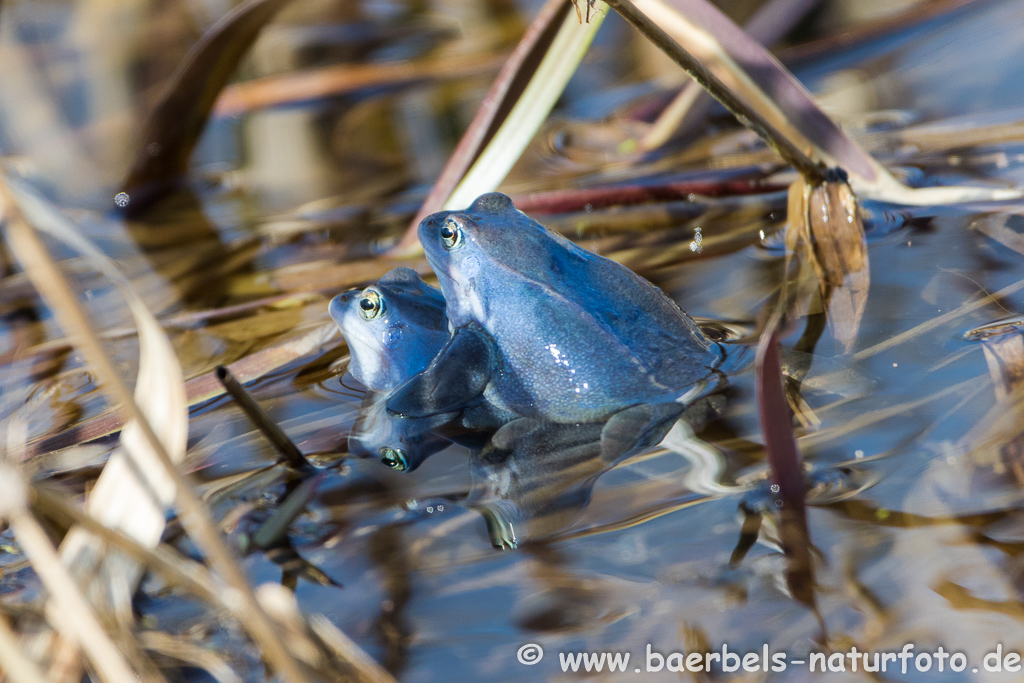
(426, 506, 434, 513)
(854, 449, 864, 458)
(770, 484, 780, 493)
(114, 192, 130, 208)
(689, 227, 703, 253)
(437, 504, 444, 511)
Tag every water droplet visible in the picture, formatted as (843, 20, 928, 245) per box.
(854, 449, 864, 458)
(114, 192, 130, 208)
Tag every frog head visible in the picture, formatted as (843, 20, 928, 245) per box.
(329, 268, 448, 391)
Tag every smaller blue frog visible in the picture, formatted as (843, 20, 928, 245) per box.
(329, 268, 449, 392)
(330, 268, 452, 471)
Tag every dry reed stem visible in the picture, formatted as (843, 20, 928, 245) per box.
(607, 0, 1021, 205)
(0, 465, 137, 683)
(1, 183, 312, 683)
(0, 611, 49, 683)
(137, 632, 241, 683)
(215, 53, 507, 116)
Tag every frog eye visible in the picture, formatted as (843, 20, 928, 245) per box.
(379, 447, 409, 471)
(439, 217, 464, 250)
(358, 289, 385, 321)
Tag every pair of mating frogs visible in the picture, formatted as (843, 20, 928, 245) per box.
(330, 193, 723, 473)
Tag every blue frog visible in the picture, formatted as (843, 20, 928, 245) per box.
(328, 267, 449, 392)
(329, 268, 452, 471)
(387, 193, 721, 424)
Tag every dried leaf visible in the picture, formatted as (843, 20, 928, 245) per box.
(755, 324, 817, 610)
(981, 333, 1024, 400)
(755, 324, 805, 512)
(963, 325, 1024, 487)
(802, 171, 870, 352)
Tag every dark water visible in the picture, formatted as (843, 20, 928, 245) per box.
(6, 0, 1024, 681)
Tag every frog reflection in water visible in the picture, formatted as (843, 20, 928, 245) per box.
(329, 268, 452, 472)
(388, 192, 722, 430)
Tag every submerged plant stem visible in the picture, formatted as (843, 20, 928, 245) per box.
(216, 366, 314, 472)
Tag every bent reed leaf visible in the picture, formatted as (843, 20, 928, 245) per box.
(755, 324, 805, 514)
(754, 324, 818, 612)
(391, 0, 602, 254)
(2, 177, 188, 615)
(1, 177, 312, 682)
(444, 6, 608, 210)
